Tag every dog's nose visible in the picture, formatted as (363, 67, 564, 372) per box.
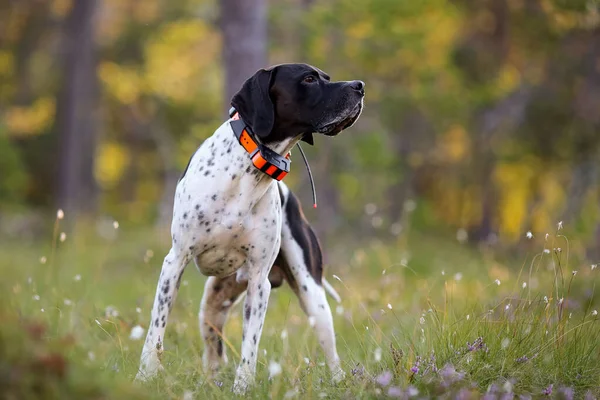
(350, 80, 365, 94)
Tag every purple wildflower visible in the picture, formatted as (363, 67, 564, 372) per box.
(542, 384, 553, 396)
(455, 388, 472, 400)
(466, 337, 489, 353)
(375, 371, 393, 386)
(351, 364, 365, 377)
(559, 386, 574, 400)
(516, 355, 529, 363)
(439, 363, 465, 385)
(387, 386, 403, 398)
(214, 380, 223, 388)
(585, 390, 596, 400)
(410, 356, 421, 375)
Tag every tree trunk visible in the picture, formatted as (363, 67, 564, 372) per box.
(220, 0, 267, 116)
(56, 0, 100, 221)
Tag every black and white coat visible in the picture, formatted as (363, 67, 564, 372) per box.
(135, 63, 364, 393)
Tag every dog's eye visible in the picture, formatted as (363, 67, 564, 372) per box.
(303, 75, 317, 84)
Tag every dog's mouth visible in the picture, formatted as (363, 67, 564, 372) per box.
(316, 102, 363, 136)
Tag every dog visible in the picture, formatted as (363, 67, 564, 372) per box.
(135, 63, 364, 393)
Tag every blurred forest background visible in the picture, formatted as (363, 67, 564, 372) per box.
(1, 0, 599, 259)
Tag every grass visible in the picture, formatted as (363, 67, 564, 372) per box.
(1, 215, 599, 399)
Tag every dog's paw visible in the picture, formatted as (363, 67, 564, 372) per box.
(134, 354, 165, 383)
(331, 367, 346, 384)
(134, 364, 164, 382)
(232, 370, 254, 395)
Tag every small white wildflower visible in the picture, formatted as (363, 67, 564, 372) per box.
(40, 308, 45, 312)
(129, 325, 145, 340)
(522, 282, 527, 289)
(64, 299, 72, 306)
(308, 316, 316, 327)
(466, 314, 470, 321)
(572, 271, 578, 276)
(526, 231, 533, 239)
(454, 272, 463, 281)
(544, 296, 549, 304)
(371, 216, 383, 228)
(592, 310, 598, 316)
(365, 326, 369, 331)
(136, 307, 141, 313)
(59, 232, 67, 242)
(558, 298, 564, 305)
(404, 199, 416, 213)
(505, 303, 511, 311)
(57, 209, 64, 220)
(495, 279, 501, 286)
(332, 274, 342, 282)
(390, 223, 402, 236)
(365, 203, 377, 215)
(419, 316, 426, 325)
(456, 228, 468, 243)
(592, 264, 598, 270)
(280, 329, 288, 340)
(336, 305, 344, 315)
(441, 270, 445, 276)
(374, 347, 382, 362)
(569, 313, 572, 319)
(382, 269, 386, 275)
(303, 357, 310, 365)
(387, 303, 393, 310)
(74, 274, 81, 281)
(543, 249, 550, 254)
(113, 220, 119, 229)
(40, 256, 47, 264)
(557, 221, 563, 230)
(545, 233, 549, 241)
(555, 247, 562, 253)
(33, 294, 40, 301)
(268, 360, 282, 378)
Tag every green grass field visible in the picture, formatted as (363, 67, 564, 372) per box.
(1, 217, 599, 399)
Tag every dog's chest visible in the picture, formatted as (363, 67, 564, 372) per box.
(172, 122, 283, 278)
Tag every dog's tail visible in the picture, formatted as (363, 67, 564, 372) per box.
(322, 278, 341, 303)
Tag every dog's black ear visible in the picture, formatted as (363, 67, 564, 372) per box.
(231, 68, 275, 140)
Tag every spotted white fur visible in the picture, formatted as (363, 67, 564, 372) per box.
(135, 64, 363, 393)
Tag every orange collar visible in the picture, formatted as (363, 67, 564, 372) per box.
(229, 108, 290, 181)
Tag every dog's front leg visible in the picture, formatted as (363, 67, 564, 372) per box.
(232, 264, 272, 394)
(135, 247, 188, 381)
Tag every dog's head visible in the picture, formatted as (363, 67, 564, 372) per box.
(231, 63, 364, 145)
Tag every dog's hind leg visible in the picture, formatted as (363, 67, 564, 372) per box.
(135, 247, 189, 381)
(199, 274, 247, 374)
